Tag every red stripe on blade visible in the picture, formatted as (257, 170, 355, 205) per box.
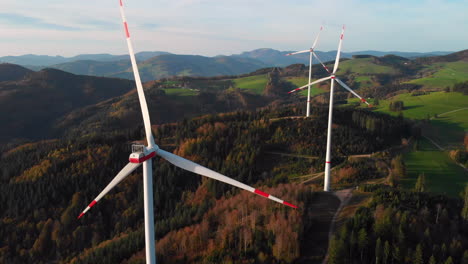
(254, 189, 269, 198)
(120, 0, 123, 6)
(340, 34, 344, 40)
(89, 200, 97, 208)
(360, 98, 366, 102)
(283, 201, 298, 209)
(77, 213, 85, 219)
(326, 161, 331, 164)
(124, 22, 130, 38)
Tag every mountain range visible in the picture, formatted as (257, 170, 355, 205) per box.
(0, 49, 454, 82)
(0, 49, 466, 145)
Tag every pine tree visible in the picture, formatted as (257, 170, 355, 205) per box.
(392, 244, 401, 264)
(415, 173, 426, 192)
(328, 236, 345, 264)
(414, 244, 423, 264)
(462, 250, 468, 264)
(358, 228, 368, 262)
(429, 255, 436, 264)
(462, 184, 468, 221)
(374, 98, 380, 106)
(383, 241, 391, 264)
(375, 238, 383, 264)
(444, 256, 454, 264)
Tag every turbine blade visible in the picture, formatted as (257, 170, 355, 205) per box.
(334, 78, 371, 106)
(286, 49, 310, 56)
(311, 25, 323, 49)
(288, 76, 331, 94)
(119, 0, 156, 148)
(312, 52, 331, 74)
(332, 25, 345, 74)
(156, 149, 298, 209)
(77, 162, 141, 219)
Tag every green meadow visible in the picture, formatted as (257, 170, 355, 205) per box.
(232, 74, 269, 94)
(401, 138, 467, 197)
(336, 58, 398, 75)
(357, 91, 468, 120)
(407, 61, 468, 89)
(162, 88, 199, 97)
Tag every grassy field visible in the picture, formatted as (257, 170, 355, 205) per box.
(232, 75, 269, 94)
(162, 88, 199, 97)
(284, 76, 327, 97)
(401, 138, 467, 197)
(350, 91, 468, 147)
(336, 58, 398, 75)
(353, 76, 375, 89)
(407, 61, 468, 89)
(368, 91, 468, 119)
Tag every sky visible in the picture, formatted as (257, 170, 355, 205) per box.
(0, 0, 467, 57)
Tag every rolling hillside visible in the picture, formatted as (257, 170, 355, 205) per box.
(0, 68, 134, 142)
(0, 63, 33, 82)
(49, 54, 267, 82)
(111, 55, 267, 81)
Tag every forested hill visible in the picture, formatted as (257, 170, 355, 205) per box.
(0, 63, 33, 82)
(2, 48, 468, 146)
(38, 54, 268, 82)
(0, 68, 134, 143)
(0, 105, 412, 263)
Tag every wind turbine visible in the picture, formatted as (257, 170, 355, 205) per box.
(77, 1, 297, 263)
(288, 26, 372, 191)
(286, 26, 328, 117)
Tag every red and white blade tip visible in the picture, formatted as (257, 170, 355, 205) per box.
(254, 189, 298, 209)
(288, 88, 302, 94)
(77, 200, 97, 219)
(359, 98, 371, 106)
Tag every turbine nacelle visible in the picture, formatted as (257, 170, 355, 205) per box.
(129, 144, 160, 164)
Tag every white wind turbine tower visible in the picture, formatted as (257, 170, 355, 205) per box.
(288, 26, 372, 191)
(286, 26, 327, 117)
(77, 1, 297, 264)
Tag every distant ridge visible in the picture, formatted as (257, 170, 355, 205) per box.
(415, 49, 468, 64)
(0, 51, 170, 66)
(0, 49, 459, 82)
(233, 48, 454, 66)
(0, 63, 33, 82)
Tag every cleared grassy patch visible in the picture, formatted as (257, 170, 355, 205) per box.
(353, 76, 375, 89)
(372, 92, 468, 119)
(408, 61, 468, 89)
(232, 75, 268, 94)
(336, 58, 398, 75)
(162, 88, 198, 97)
(401, 138, 467, 197)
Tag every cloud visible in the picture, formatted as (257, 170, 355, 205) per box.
(140, 23, 159, 30)
(0, 12, 81, 31)
(80, 19, 120, 30)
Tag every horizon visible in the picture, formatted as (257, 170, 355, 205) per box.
(1, 0, 467, 57)
(0, 48, 460, 59)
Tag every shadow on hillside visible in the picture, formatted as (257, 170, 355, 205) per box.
(403, 105, 423, 110)
(425, 118, 465, 148)
(298, 192, 340, 264)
